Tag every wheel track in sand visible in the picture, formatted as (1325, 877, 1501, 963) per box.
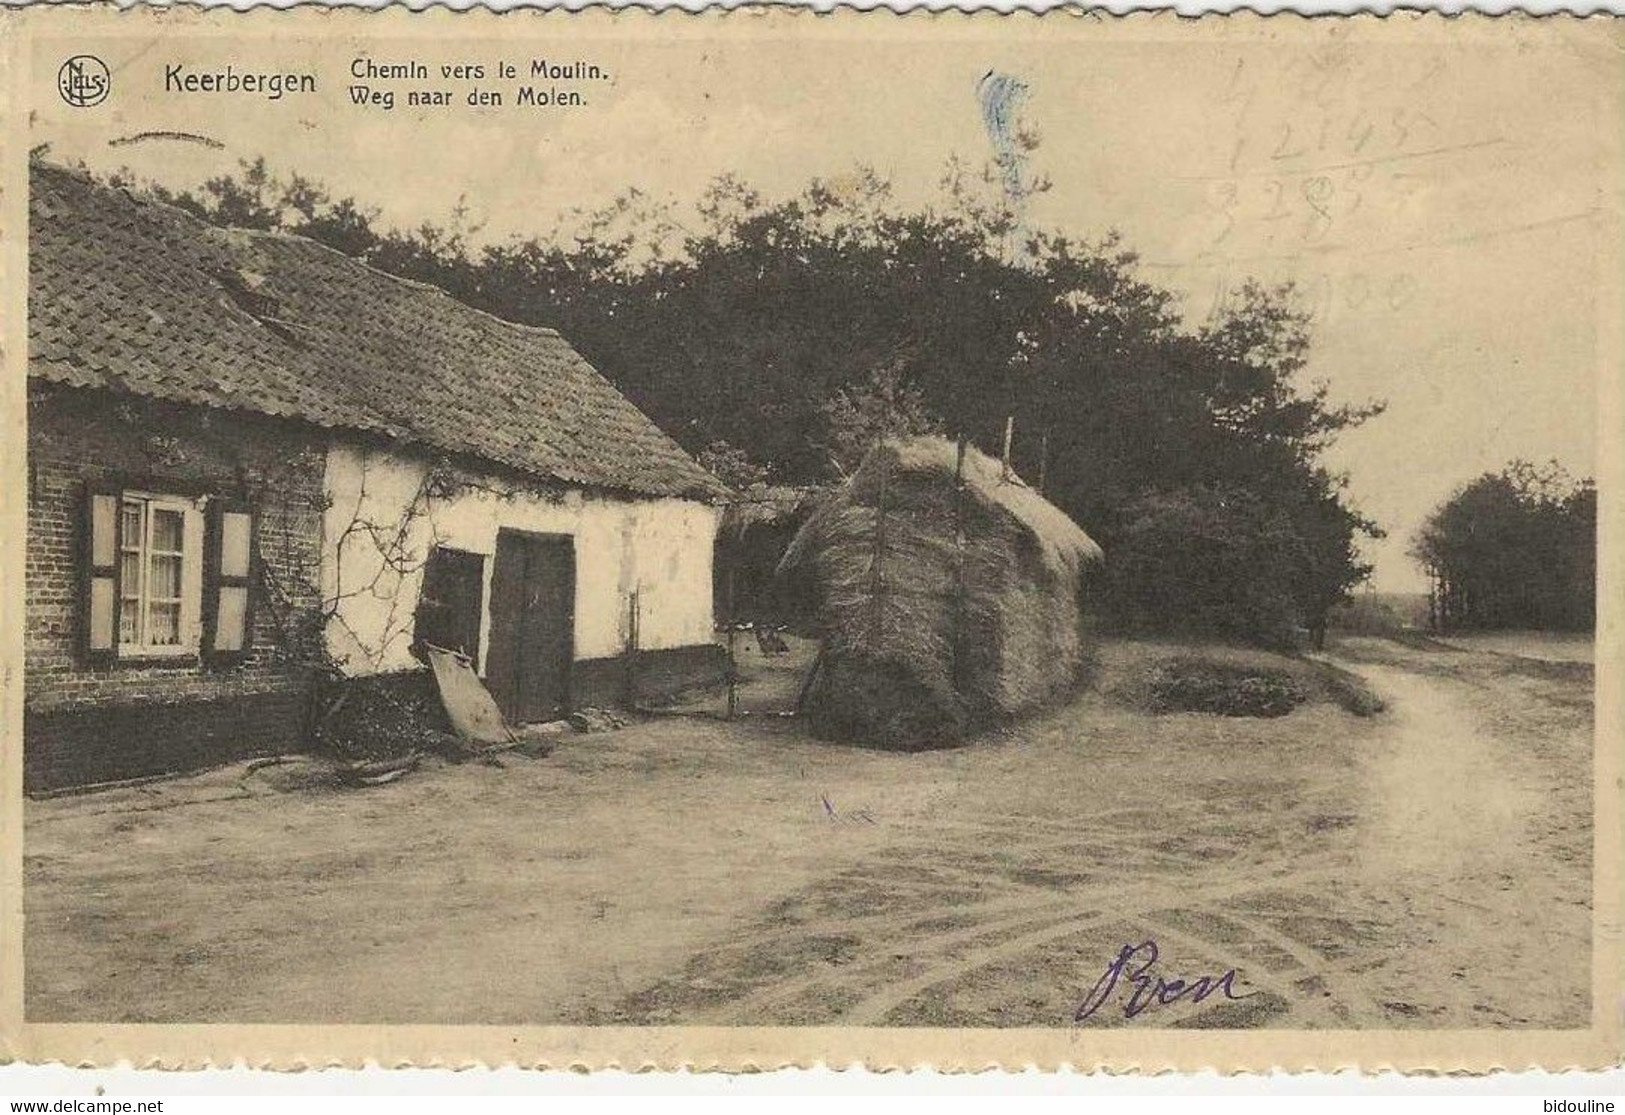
(698, 841, 1360, 1025)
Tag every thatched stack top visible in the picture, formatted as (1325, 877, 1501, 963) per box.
(870, 437, 1101, 572)
(779, 435, 1103, 750)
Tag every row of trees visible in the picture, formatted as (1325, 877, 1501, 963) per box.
(117, 154, 1385, 647)
(1412, 461, 1596, 632)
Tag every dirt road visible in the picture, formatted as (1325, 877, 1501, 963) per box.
(24, 635, 1593, 1028)
(1358, 662, 1542, 881)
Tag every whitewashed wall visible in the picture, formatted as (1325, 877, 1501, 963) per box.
(321, 442, 720, 676)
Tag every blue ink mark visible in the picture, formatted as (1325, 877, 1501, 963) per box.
(1075, 939, 1257, 1022)
(977, 73, 1029, 163)
(977, 70, 1031, 199)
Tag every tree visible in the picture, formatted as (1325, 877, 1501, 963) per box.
(1412, 460, 1595, 632)
(695, 440, 772, 491)
(1107, 486, 1305, 649)
(816, 360, 944, 478)
(115, 158, 1385, 646)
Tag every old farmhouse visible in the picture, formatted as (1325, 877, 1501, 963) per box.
(25, 162, 726, 793)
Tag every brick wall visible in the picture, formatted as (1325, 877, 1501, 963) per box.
(25, 384, 329, 792)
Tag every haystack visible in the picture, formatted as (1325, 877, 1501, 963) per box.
(777, 436, 1104, 749)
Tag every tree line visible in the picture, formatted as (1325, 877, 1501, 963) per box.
(106, 154, 1386, 649)
(1412, 461, 1595, 632)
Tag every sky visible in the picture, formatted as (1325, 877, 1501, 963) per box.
(30, 18, 1609, 592)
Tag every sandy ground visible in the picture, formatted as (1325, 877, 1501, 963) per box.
(24, 633, 1593, 1028)
(1431, 630, 1596, 664)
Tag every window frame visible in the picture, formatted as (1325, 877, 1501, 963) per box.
(114, 490, 206, 661)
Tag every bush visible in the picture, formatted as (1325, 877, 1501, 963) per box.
(1144, 658, 1307, 718)
(313, 670, 460, 762)
(1105, 486, 1303, 650)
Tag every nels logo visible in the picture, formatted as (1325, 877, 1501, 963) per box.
(58, 55, 110, 108)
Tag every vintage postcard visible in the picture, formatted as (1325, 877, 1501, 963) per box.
(0, 6, 1619, 1074)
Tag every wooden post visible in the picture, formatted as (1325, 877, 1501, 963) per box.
(951, 435, 969, 694)
(725, 624, 738, 720)
(1037, 426, 1050, 496)
(793, 647, 824, 715)
(868, 446, 889, 652)
(726, 547, 740, 635)
(724, 518, 741, 720)
(622, 588, 640, 708)
(1001, 414, 1014, 482)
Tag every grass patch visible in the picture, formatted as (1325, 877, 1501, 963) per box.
(1145, 658, 1306, 718)
(1307, 659, 1387, 717)
(1105, 639, 1384, 719)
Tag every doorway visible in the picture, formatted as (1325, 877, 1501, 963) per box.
(485, 530, 575, 724)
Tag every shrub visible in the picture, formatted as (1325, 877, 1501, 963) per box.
(1144, 658, 1307, 718)
(1105, 487, 1303, 650)
(313, 670, 460, 762)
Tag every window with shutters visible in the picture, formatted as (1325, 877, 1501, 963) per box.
(84, 486, 253, 665)
(114, 493, 206, 656)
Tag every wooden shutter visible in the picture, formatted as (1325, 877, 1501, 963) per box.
(80, 482, 120, 666)
(204, 501, 256, 669)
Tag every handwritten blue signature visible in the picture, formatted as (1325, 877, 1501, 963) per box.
(1075, 939, 1257, 1022)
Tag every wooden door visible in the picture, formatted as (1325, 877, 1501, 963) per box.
(485, 531, 575, 724)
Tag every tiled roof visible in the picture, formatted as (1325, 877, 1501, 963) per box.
(28, 162, 724, 500)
